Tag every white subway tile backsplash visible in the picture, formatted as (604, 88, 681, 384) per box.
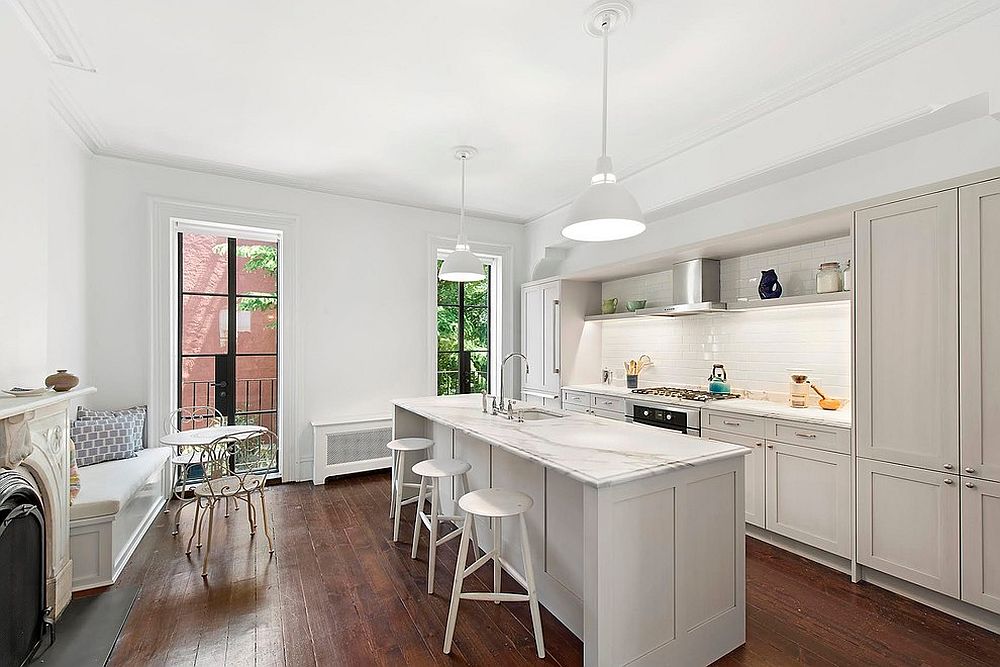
(598, 237, 852, 399)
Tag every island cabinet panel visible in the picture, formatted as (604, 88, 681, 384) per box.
(544, 468, 585, 600)
(491, 447, 545, 575)
(453, 431, 491, 513)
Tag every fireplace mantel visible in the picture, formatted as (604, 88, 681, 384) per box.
(0, 386, 96, 617)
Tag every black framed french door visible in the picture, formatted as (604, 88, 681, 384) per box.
(177, 231, 279, 439)
(436, 260, 491, 395)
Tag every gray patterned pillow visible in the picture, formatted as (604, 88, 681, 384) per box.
(70, 416, 142, 467)
(76, 405, 147, 451)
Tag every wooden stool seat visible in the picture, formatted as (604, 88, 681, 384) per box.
(443, 488, 545, 658)
(388, 437, 435, 541)
(412, 457, 471, 478)
(458, 488, 532, 518)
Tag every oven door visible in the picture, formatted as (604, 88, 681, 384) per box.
(631, 404, 691, 434)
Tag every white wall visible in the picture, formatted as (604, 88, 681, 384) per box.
(527, 10, 1000, 278)
(86, 156, 526, 477)
(0, 4, 90, 387)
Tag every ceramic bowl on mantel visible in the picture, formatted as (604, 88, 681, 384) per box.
(626, 299, 647, 312)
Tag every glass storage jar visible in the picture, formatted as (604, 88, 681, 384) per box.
(816, 262, 843, 294)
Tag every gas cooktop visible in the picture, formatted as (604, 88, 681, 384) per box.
(631, 387, 741, 402)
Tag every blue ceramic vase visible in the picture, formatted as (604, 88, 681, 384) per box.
(758, 269, 782, 299)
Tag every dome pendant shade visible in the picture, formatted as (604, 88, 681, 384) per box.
(439, 147, 486, 283)
(563, 178, 645, 242)
(439, 242, 485, 282)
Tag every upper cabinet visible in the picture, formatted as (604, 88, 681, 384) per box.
(959, 179, 1000, 484)
(854, 191, 959, 471)
(521, 279, 602, 395)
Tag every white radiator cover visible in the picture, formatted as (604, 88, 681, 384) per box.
(311, 416, 393, 485)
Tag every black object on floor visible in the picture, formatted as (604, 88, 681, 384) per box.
(33, 587, 139, 666)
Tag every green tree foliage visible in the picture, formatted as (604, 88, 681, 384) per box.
(213, 243, 278, 326)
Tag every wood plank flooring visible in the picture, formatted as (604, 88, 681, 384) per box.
(106, 471, 1000, 666)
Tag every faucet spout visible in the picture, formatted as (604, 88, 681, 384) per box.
(499, 353, 530, 415)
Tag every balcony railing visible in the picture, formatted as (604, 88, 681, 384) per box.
(181, 378, 277, 415)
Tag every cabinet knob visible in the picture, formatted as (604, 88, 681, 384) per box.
(766, 444, 774, 449)
(965, 467, 976, 474)
(944, 478, 954, 485)
(943, 464, 953, 470)
(965, 482, 976, 489)
(755, 443, 762, 447)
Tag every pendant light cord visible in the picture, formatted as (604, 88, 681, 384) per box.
(459, 155, 466, 243)
(601, 15, 610, 161)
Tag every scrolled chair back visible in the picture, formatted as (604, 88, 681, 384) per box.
(163, 405, 225, 434)
(194, 429, 278, 500)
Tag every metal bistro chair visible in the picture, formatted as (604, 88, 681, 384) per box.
(186, 429, 278, 577)
(164, 406, 226, 536)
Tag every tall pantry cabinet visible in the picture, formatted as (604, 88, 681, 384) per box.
(855, 177, 1000, 612)
(520, 279, 602, 407)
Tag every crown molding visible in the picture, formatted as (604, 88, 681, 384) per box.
(526, 0, 1000, 224)
(95, 147, 527, 225)
(48, 80, 106, 152)
(8, 0, 95, 71)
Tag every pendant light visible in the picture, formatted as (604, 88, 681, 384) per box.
(439, 147, 486, 282)
(562, 1, 645, 242)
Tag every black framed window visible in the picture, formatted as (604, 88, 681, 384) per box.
(437, 260, 491, 395)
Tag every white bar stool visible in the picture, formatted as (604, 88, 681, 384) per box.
(387, 437, 434, 541)
(410, 458, 479, 594)
(443, 488, 545, 658)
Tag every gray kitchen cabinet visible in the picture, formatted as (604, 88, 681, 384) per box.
(961, 477, 1000, 614)
(703, 428, 764, 528)
(959, 178, 1000, 484)
(856, 458, 960, 598)
(855, 191, 959, 472)
(765, 442, 851, 557)
(520, 279, 602, 395)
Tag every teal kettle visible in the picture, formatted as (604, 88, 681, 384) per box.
(708, 364, 731, 394)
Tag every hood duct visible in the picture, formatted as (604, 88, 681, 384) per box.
(638, 259, 728, 316)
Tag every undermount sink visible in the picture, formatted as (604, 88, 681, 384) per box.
(516, 408, 565, 421)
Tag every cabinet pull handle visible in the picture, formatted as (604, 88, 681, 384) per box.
(723, 420, 741, 427)
(767, 444, 774, 449)
(944, 478, 954, 485)
(552, 299, 560, 375)
(795, 432, 817, 439)
(755, 443, 762, 447)
(965, 467, 976, 474)
(943, 464, 954, 470)
(965, 482, 976, 489)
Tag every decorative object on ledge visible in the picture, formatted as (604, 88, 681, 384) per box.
(816, 262, 844, 294)
(601, 297, 618, 314)
(758, 269, 782, 299)
(626, 299, 646, 312)
(45, 370, 79, 392)
(3, 387, 49, 398)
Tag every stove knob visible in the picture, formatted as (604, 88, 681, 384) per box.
(665, 414, 672, 420)
(643, 410, 650, 417)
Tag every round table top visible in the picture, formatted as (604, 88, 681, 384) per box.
(159, 424, 267, 447)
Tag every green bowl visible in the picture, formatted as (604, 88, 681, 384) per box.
(626, 300, 647, 312)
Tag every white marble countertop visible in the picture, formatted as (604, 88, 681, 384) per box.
(0, 386, 96, 420)
(393, 394, 749, 488)
(561, 384, 851, 428)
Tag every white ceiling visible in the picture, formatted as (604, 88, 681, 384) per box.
(48, 0, 976, 222)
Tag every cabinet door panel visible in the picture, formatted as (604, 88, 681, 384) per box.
(541, 282, 561, 392)
(857, 458, 960, 597)
(703, 429, 764, 527)
(521, 286, 544, 391)
(961, 477, 1000, 613)
(765, 442, 851, 557)
(960, 179, 1000, 483)
(855, 191, 959, 470)
(491, 447, 545, 577)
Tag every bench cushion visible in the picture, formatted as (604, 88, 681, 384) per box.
(70, 447, 171, 521)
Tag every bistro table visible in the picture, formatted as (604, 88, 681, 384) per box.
(160, 424, 268, 534)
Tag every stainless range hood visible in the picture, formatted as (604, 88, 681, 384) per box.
(637, 259, 728, 317)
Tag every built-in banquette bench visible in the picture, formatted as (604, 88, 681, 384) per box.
(69, 447, 171, 590)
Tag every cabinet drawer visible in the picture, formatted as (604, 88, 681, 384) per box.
(704, 411, 766, 438)
(769, 420, 850, 454)
(562, 390, 590, 408)
(590, 394, 625, 413)
(562, 403, 590, 416)
(591, 408, 627, 422)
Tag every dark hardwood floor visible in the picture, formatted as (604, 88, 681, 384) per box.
(106, 471, 1000, 666)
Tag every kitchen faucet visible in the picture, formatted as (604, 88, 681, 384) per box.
(498, 353, 529, 417)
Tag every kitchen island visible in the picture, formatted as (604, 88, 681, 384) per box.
(393, 394, 750, 667)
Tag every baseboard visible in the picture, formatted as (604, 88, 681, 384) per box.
(859, 566, 1000, 635)
(746, 525, 852, 575)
